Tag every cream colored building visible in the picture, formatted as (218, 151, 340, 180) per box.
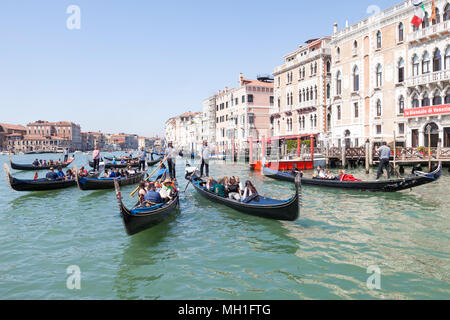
(330, 0, 449, 149)
(272, 37, 332, 148)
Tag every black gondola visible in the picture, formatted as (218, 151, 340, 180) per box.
(114, 179, 180, 236)
(75, 171, 146, 190)
(104, 156, 138, 162)
(88, 160, 140, 169)
(185, 168, 301, 221)
(4, 164, 99, 192)
(262, 163, 442, 192)
(147, 158, 161, 167)
(10, 157, 74, 171)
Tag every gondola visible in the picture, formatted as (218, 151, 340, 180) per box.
(75, 171, 146, 190)
(147, 157, 161, 167)
(4, 164, 99, 192)
(262, 163, 442, 192)
(88, 160, 140, 169)
(185, 167, 301, 221)
(104, 156, 138, 162)
(9, 157, 74, 171)
(114, 179, 180, 236)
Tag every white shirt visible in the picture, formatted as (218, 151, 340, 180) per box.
(165, 147, 177, 162)
(201, 145, 210, 162)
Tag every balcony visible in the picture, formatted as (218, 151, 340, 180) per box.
(408, 21, 450, 44)
(406, 69, 450, 87)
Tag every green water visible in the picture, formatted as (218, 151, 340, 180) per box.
(0, 153, 449, 299)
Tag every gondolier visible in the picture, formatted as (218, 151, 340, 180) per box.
(165, 142, 177, 180)
(138, 147, 147, 172)
(92, 146, 100, 172)
(64, 148, 70, 162)
(376, 142, 391, 180)
(200, 141, 210, 177)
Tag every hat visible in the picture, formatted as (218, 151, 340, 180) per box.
(163, 179, 171, 184)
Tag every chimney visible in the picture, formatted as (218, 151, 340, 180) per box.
(239, 73, 244, 86)
(225, 86, 228, 93)
(345, 20, 349, 28)
(333, 23, 338, 34)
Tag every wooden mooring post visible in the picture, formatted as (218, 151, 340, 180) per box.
(365, 139, 370, 174)
(341, 145, 346, 169)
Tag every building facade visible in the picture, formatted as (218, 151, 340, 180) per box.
(0, 123, 27, 151)
(330, 0, 450, 149)
(25, 120, 82, 151)
(272, 37, 332, 150)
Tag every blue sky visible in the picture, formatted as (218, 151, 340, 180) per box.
(0, 0, 398, 136)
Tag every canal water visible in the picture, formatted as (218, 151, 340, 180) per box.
(0, 153, 449, 299)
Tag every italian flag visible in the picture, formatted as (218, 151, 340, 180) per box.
(411, 1, 426, 27)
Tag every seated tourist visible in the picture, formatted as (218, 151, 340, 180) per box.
(65, 169, 74, 180)
(241, 181, 259, 203)
(213, 178, 226, 197)
(318, 169, 326, 179)
(144, 183, 163, 204)
(227, 177, 241, 201)
(39, 159, 43, 166)
(32, 159, 39, 166)
(45, 167, 59, 181)
(137, 182, 147, 204)
(109, 169, 117, 178)
(43, 160, 48, 167)
(206, 178, 217, 192)
(325, 170, 336, 180)
(127, 165, 136, 175)
(159, 179, 176, 202)
(79, 166, 88, 177)
(56, 166, 65, 180)
(120, 169, 127, 178)
(103, 169, 110, 178)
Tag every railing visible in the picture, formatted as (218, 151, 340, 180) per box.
(408, 20, 449, 43)
(406, 69, 450, 87)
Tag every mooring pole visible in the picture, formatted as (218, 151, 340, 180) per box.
(365, 139, 370, 174)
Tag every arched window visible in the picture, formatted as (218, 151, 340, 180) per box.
(306, 88, 310, 101)
(412, 55, 420, 76)
(277, 120, 280, 132)
(353, 66, 360, 91)
(376, 64, 383, 87)
(433, 49, 442, 72)
(399, 96, 405, 114)
(433, 8, 441, 24)
(398, 58, 405, 83)
(336, 47, 341, 61)
(445, 46, 450, 70)
(422, 92, 430, 107)
(314, 62, 317, 74)
(326, 84, 330, 99)
(413, 95, 420, 108)
(445, 89, 450, 104)
(398, 23, 404, 42)
(314, 86, 317, 100)
(314, 114, 317, 128)
(376, 31, 382, 49)
(310, 115, 314, 128)
(353, 41, 358, 55)
(422, 51, 431, 74)
(422, 11, 430, 28)
(337, 105, 341, 120)
(444, 4, 450, 21)
(433, 91, 442, 105)
(299, 90, 302, 103)
(326, 60, 331, 73)
(336, 71, 342, 95)
(376, 100, 382, 116)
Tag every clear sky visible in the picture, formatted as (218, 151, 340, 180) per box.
(0, 0, 398, 137)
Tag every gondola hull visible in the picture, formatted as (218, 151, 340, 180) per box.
(147, 158, 161, 167)
(262, 165, 442, 192)
(88, 161, 140, 169)
(10, 158, 74, 171)
(114, 180, 180, 236)
(104, 156, 138, 162)
(76, 172, 145, 190)
(4, 164, 98, 192)
(187, 172, 300, 221)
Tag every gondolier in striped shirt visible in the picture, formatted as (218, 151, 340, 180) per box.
(200, 141, 210, 177)
(138, 147, 147, 172)
(92, 146, 100, 172)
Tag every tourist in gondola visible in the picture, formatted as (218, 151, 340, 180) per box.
(213, 178, 226, 197)
(325, 170, 336, 180)
(56, 166, 65, 180)
(165, 142, 177, 180)
(241, 181, 259, 203)
(159, 179, 176, 202)
(32, 159, 39, 166)
(144, 183, 163, 204)
(206, 178, 217, 192)
(137, 182, 147, 204)
(43, 160, 48, 167)
(376, 141, 391, 180)
(227, 176, 241, 201)
(200, 140, 210, 178)
(65, 169, 75, 180)
(39, 159, 43, 166)
(79, 166, 88, 177)
(92, 146, 100, 172)
(45, 167, 58, 181)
